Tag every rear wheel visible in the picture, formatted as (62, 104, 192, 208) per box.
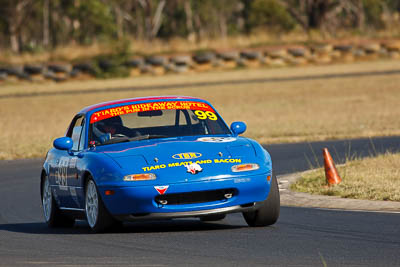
(243, 175, 280, 227)
(85, 178, 116, 233)
(42, 175, 75, 227)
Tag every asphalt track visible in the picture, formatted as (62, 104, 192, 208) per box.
(0, 136, 399, 266)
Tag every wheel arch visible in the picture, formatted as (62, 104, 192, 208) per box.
(82, 170, 94, 192)
(40, 169, 48, 200)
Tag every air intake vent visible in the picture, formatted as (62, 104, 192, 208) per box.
(155, 189, 236, 205)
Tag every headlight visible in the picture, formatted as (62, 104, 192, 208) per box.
(231, 163, 259, 172)
(124, 173, 156, 181)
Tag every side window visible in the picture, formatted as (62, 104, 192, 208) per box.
(68, 116, 85, 151)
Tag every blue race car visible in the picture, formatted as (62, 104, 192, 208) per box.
(41, 96, 279, 232)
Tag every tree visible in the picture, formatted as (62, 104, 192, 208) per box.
(191, 0, 241, 39)
(67, 0, 116, 44)
(276, 0, 367, 33)
(136, 0, 166, 40)
(363, 0, 388, 29)
(249, 0, 296, 32)
(0, 0, 398, 54)
(2, 0, 35, 52)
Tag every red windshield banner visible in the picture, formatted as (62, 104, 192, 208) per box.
(90, 101, 215, 123)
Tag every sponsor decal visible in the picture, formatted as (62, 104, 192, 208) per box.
(194, 110, 217, 121)
(69, 158, 77, 168)
(154, 185, 169, 195)
(142, 158, 241, 172)
(234, 178, 251, 183)
(55, 157, 69, 189)
(172, 152, 202, 160)
(142, 164, 167, 171)
(185, 163, 203, 174)
(197, 137, 236, 143)
(90, 101, 215, 123)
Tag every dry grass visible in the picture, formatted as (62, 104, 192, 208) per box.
(1, 60, 400, 159)
(291, 152, 400, 201)
(0, 43, 113, 65)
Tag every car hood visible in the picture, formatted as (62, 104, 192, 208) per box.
(95, 136, 264, 183)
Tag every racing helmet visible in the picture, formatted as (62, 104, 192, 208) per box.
(96, 116, 123, 135)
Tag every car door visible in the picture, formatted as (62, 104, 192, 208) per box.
(53, 115, 85, 209)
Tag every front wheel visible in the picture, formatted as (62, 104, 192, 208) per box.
(42, 175, 74, 227)
(85, 178, 116, 232)
(243, 174, 280, 227)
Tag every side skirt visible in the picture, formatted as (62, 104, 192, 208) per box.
(59, 207, 86, 220)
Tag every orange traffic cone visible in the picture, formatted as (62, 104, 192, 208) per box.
(323, 148, 342, 186)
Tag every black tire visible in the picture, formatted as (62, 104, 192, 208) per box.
(47, 63, 70, 73)
(72, 62, 96, 75)
(41, 175, 75, 228)
(145, 56, 167, 66)
(218, 51, 239, 61)
(85, 178, 116, 233)
(240, 51, 262, 60)
(5, 66, 31, 81)
(288, 48, 307, 57)
(200, 214, 226, 222)
(43, 70, 67, 82)
(170, 55, 191, 65)
(69, 69, 80, 77)
(124, 58, 144, 68)
(192, 52, 215, 64)
(333, 44, 353, 52)
(0, 71, 7, 80)
(98, 59, 114, 72)
(243, 175, 280, 227)
(24, 64, 43, 75)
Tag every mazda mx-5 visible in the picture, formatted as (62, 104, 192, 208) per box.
(41, 96, 280, 232)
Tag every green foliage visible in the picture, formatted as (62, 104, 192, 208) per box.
(92, 54, 130, 79)
(363, 0, 385, 29)
(65, 0, 116, 44)
(111, 37, 131, 58)
(249, 0, 296, 32)
(90, 37, 132, 78)
(384, 0, 400, 11)
(158, 1, 187, 38)
(193, 0, 242, 36)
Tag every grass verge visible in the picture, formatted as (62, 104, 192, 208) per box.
(291, 152, 400, 201)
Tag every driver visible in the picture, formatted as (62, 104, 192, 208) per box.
(100, 120, 117, 135)
(98, 116, 121, 135)
(92, 116, 131, 144)
(99, 115, 133, 136)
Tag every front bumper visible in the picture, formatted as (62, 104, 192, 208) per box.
(114, 201, 263, 221)
(99, 173, 271, 217)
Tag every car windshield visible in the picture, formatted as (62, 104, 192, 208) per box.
(89, 101, 231, 146)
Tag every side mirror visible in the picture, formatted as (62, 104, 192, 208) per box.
(230, 121, 247, 136)
(53, 137, 73, 151)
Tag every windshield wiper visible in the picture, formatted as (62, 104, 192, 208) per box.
(145, 134, 168, 140)
(100, 134, 168, 145)
(129, 134, 168, 140)
(126, 134, 169, 141)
